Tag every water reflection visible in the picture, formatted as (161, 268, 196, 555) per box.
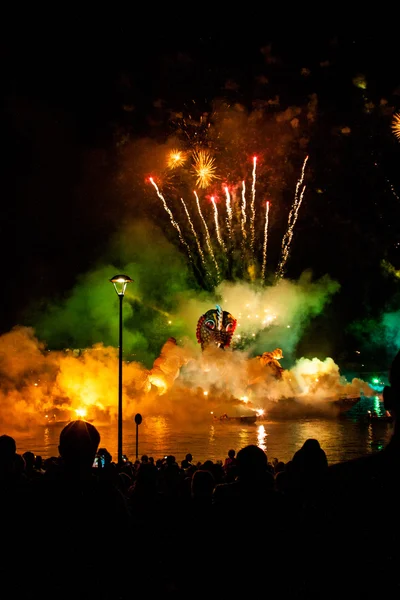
(11, 416, 394, 466)
(257, 424, 267, 453)
(209, 425, 215, 444)
(238, 428, 250, 448)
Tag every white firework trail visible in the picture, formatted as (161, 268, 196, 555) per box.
(250, 156, 257, 256)
(180, 197, 208, 273)
(276, 184, 307, 278)
(211, 196, 226, 252)
(150, 178, 193, 262)
(241, 180, 247, 247)
(261, 200, 270, 282)
(276, 156, 309, 279)
(224, 186, 233, 241)
(193, 191, 220, 277)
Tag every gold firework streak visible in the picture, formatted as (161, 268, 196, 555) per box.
(211, 196, 226, 251)
(194, 191, 220, 277)
(149, 178, 193, 262)
(180, 197, 208, 273)
(192, 149, 218, 189)
(392, 112, 400, 141)
(250, 156, 257, 256)
(224, 186, 233, 242)
(167, 149, 186, 169)
(261, 201, 270, 281)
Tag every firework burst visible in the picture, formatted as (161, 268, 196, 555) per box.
(392, 112, 400, 141)
(192, 149, 218, 189)
(167, 149, 186, 169)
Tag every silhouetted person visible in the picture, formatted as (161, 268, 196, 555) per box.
(299, 351, 400, 597)
(28, 420, 131, 599)
(0, 435, 32, 595)
(287, 438, 328, 502)
(191, 468, 215, 506)
(223, 448, 238, 482)
(0, 434, 17, 483)
(212, 445, 287, 596)
(23, 451, 43, 480)
(213, 444, 275, 508)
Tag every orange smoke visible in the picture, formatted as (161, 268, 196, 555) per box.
(0, 326, 377, 432)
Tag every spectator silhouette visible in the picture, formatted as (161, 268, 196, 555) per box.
(28, 420, 131, 599)
(212, 445, 287, 596)
(213, 444, 275, 506)
(23, 451, 43, 480)
(298, 351, 400, 597)
(287, 438, 328, 499)
(0, 434, 18, 482)
(0, 435, 32, 596)
(223, 448, 238, 482)
(191, 468, 215, 506)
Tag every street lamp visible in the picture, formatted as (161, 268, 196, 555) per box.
(110, 273, 133, 464)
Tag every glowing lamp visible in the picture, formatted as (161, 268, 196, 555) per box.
(110, 274, 133, 296)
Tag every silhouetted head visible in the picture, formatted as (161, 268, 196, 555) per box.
(191, 469, 215, 499)
(291, 438, 328, 480)
(236, 445, 268, 480)
(302, 438, 321, 452)
(0, 435, 17, 470)
(228, 449, 236, 459)
(202, 460, 214, 472)
(59, 420, 100, 470)
(97, 447, 112, 465)
(23, 451, 35, 470)
(185, 453, 193, 463)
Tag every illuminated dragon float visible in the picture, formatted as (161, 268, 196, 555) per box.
(194, 305, 360, 419)
(143, 304, 361, 421)
(196, 305, 285, 422)
(196, 304, 283, 377)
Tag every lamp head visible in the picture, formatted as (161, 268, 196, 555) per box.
(110, 274, 133, 296)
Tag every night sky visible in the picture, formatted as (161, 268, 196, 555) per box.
(3, 14, 400, 372)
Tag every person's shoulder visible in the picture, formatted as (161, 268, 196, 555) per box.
(213, 480, 239, 500)
(321, 452, 388, 502)
(326, 453, 380, 482)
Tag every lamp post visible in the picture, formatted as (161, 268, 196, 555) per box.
(110, 274, 133, 465)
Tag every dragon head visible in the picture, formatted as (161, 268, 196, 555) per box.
(196, 305, 237, 351)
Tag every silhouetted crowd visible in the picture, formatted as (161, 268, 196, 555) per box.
(3, 347, 400, 598)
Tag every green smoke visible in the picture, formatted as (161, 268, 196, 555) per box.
(29, 219, 202, 367)
(250, 271, 341, 363)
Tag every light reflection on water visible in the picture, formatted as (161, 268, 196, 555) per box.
(11, 416, 394, 466)
(257, 424, 267, 453)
